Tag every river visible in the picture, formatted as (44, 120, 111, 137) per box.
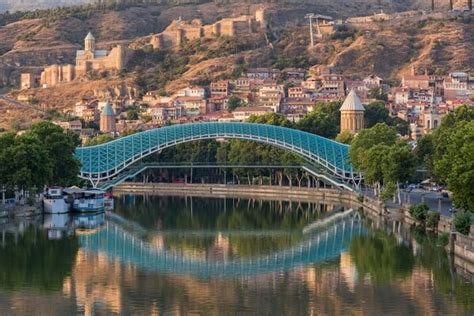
(0, 194, 472, 315)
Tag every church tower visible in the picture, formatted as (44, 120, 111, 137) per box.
(340, 90, 365, 134)
(100, 102, 116, 134)
(85, 32, 96, 54)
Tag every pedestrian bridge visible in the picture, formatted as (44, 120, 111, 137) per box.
(75, 122, 361, 190)
(78, 215, 364, 278)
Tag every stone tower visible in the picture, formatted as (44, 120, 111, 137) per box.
(255, 7, 267, 29)
(85, 32, 95, 54)
(116, 44, 125, 69)
(340, 90, 365, 134)
(100, 102, 116, 134)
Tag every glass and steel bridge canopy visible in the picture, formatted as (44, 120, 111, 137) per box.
(75, 122, 361, 188)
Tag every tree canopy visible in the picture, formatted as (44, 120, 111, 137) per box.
(349, 123, 415, 199)
(416, 105, 474, 211)
(296, 101, 341, 139)
(0, 121, 80, 190)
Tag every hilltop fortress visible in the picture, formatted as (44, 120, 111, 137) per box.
(35, 10, 267, 88)
(141, 8, 267, 50)
(39, 33, 133, 88)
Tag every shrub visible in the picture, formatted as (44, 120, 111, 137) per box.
(453, 211, 472, 235)
(426, 211, 440, 229)
(409, 203, 429, 223)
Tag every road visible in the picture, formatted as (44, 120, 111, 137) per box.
(363, 186, 454, 217)
(0, 94, 46, 113)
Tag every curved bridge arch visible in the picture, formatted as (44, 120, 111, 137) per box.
(75, 122, 361, 188)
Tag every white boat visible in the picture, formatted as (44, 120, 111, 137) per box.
(43, 187, 70, 214)
(65, 188, 105, 213)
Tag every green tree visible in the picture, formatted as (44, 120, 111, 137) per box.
(434, 120, 474, 210)
(349, 123, 415, 197)
(415, 133, 435, 176)
(426, 211, 440, 229)
(409, 203, 430, 223)
(349, 123, 398, 172)
(382, 141, 416, 203)
(27, 121, 80, 187)
(335, 131, 354, 144)
(227, 95, 242, 112)
(126, 108, 140, 120)
(296, 101, 341, 139)
(362, 144, 390, 193)
(84, 134, 114, 146)
(248, 112, 293, 127)
(453, 211, 472, 235)
(0, 133, 52, 191)
(364, 101, 391, 128)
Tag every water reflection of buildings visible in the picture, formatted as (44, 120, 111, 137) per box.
(0, 210, 472, 314)
(63, 250, 124, 316)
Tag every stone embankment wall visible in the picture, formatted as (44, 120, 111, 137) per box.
(114, 182, 385, 218)
(448, 232, 474, 281)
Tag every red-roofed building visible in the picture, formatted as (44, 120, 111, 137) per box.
(210, 80, 230, 97)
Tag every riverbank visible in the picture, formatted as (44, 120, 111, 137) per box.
(114, 182, 384, 218)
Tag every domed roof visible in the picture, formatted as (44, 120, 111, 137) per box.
(101, 102, 115, 116)
(85, 32, 95, 40)
(340, 89, 365, 112)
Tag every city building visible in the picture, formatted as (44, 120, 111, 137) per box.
(100, 102, 116, 134)
(210, 80, 230, 97)
(340, 90, 365, 134)
(233, 106, 273, 121)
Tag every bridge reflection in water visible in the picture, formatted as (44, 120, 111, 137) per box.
(78, 215, 364, 278)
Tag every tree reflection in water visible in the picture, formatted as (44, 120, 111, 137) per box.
(349, 231, 415, 283)
(0, 226, 79, 292)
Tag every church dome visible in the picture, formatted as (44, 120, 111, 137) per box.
(340, 89, 365, 112)
(101, 102, 115, 116)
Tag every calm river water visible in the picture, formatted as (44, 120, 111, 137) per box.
(0, 194, 473, 315)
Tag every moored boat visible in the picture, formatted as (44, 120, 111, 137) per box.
(43, 187, 69, 214)
(64, 188, 106, 213)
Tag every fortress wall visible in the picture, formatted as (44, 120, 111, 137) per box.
(41, 64, 74, 87)
(220, 20, 235, 36)
(233, 20, 252, 34)
(183, 27, 203, 40)
(143, 11, 265, 49)
(203, 24, 215, 37)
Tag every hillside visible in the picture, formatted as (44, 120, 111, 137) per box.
(0, 2, 472, 129)
(0, 0, 454, 14)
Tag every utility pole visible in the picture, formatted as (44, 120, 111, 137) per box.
(449, 0, 453, 11)
(431, 0, 435, 11)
